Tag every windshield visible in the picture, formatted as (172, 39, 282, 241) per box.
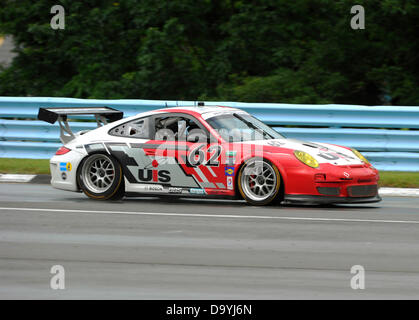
(206, 113, 284, 142)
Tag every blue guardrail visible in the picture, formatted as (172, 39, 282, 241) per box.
(0, 97, 418, 171)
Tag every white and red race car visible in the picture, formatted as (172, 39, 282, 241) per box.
(38, 103, 381, 205)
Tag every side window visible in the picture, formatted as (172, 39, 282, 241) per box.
(109, 117, 151, 139)
(154, 115, 207, 142)
(154, 116, 179, 141)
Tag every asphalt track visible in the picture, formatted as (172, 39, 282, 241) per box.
(0, 183, 419, 299)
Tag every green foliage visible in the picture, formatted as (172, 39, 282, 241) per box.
(0, 0, 418, 105)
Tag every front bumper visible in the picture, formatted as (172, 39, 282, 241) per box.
(284, 194, 382, 204)
(280, 163, 381, 204)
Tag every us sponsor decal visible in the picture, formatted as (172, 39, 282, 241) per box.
(225, 167, 235, 176)
(138, 160, 170, 183)
(59, 162, 72, 172)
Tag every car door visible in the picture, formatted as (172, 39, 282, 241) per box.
(142, 113, 229, 194)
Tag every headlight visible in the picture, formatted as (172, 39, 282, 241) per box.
(294, 150, 319, 168)
(351, 148, 370, 164)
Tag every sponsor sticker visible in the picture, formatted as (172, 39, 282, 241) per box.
(168, 187, 182, 194)
(225, 167, 235, 176)
(59, 162, 72, 172)
(138, 160, 171, 183)
(227, 176, 233, 190)
(147, 185, 164, 192)
(190, 188, 206, 195)
(225, 151, 237, 165)
(226, 157, 236, 166)
(134, 184, 164, 192)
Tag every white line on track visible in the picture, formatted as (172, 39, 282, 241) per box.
(0, 207, 419, 225)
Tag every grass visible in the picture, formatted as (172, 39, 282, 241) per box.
(378, 171, 419, 188)
(0, 158, 50, 174)
(0, 158, 418, 188)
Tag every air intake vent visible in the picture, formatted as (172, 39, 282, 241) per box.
(317, 187, 340, 196)
(347, 185, 378, 197)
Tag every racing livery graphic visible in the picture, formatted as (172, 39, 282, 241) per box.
(38, 104, 381, 205)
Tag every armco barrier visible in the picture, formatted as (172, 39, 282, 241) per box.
(0, 97, 418, 171)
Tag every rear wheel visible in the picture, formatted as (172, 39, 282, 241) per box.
(78, 153, 124, 200)
(237, 158, 282, 206)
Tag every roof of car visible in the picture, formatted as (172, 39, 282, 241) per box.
(157, 105, 244, 116)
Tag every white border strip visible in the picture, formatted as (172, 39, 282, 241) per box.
(379, 187, 419, 197)
(0, 207, 419, 225)
(0, 174, 36, 183)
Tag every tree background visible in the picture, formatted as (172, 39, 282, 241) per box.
(0, 0, 418, 105)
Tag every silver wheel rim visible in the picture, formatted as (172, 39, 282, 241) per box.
(82, 154, 115, 193)
(241, 160, 277, 202)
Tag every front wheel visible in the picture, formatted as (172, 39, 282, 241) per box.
(237, 158, 282, 206)
(78, 153, 124, 200)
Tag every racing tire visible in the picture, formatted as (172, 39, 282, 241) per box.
(237, 158, 282, 206)
(78, 153, 125, 200)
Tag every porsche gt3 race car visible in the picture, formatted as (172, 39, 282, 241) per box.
(38, 103, 381, 206)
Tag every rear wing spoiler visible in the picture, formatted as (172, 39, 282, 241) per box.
(38, 107, 124, 144)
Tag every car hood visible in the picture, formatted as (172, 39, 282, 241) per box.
(244, 138, 364, 166)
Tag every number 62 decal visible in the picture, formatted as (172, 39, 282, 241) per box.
(187, 144, 222, 166)
(318, 151, 355, 161)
